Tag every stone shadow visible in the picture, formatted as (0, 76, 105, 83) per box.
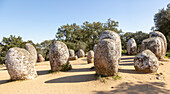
(45, 74, 96, 83)
(37, 70, 49, 75)
(93, 82, 170, 94)
(121, 57, 134, 60)
(119, 69, 147, 74)
(68, 68, 94, 72)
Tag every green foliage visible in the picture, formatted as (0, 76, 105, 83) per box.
(154, 3, 170, 51)
(56, 18, 122, 52)
(122, 50, 127, 55)
(0, 35, 26, 64)
(97, 75, 102, 80)
(61, 63, 72, 72)
(112, 75, 122, 80)
(166, 52, 170, 57)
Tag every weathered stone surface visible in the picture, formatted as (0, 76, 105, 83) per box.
(49, 41, 69, 71)
(127, 38, 137, 55)
(69, 49, 76, 60)
(25, 43, 37, 63)
(5, 46, 38, 80)
(77, 49, 85, 58)
(150, 31, 167, 58)
(99, 30, 121, 58)
(37, 54, 45, 62)
(93, 44, 97, 52)
(69, 49, 75, 57)
(141, 37, 165, 59)
(87, 50, 94, 63)
(134, 50, 159, 73)
(94, 39, 120, 76)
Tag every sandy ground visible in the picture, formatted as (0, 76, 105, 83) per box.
(0, 55, 170, 94)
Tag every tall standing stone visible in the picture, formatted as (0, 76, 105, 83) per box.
(95, 30, 121, 76)
(49, 41, 69, 71)
(134, 50, 159, 73)
(141, 37, 165, 59)
(150, 31, 167, 58)
(5, 44, 38, 80)
(127, 38, 137, 55)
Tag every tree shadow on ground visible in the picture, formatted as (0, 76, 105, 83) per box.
(45, 74, 96, 83)
(68, 68, 94, 72)
(37, 70, 49, 75)
(119, 69, 147, 74)
(93, 82, 170, 94)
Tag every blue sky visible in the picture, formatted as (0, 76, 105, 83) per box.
(0, 0, 169, 43)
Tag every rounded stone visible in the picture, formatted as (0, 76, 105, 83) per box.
(127, 38, 137, 55)
(69, 49, 75, 57)
(141, 37, 165, 59)
(5, 47, 37, 80)
(99, 30, 121, 58)
(94, 39, 120, 76)
(87, 50, 94, 63)
(150, 31, 167, 58)
(134, 50, 159, 73)
(77, 49, 85, 58)
(25, 43, 37, 63)
(37, 54, 45, 62)
(49, 41, 69, 71)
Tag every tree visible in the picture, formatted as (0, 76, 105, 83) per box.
(56, 18, 122, 52)
(154, 3, 170, 51)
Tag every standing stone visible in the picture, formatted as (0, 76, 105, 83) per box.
(5, 45, 38, 80)
(95, 39, 120, 76)
(49, 41, 69, 71)
(37, 54, 45, 62)
(141, 37, 165, 59)
(77, 49, 85, 58)
(150, 31, 167, 58)
(127, 38, 137, 55)
(87, 50, 94, 63)
(25, 43, 37, 63)
(69, 49, 75, 57)
(69, 49, 77, 60)
(93, 44, 97, 52)
(99, 30, 121, 58)
(134, 50, 159, 73)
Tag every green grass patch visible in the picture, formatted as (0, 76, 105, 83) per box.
(61, 63, 72, 72)
(166, 52, 170, 57)
(112, 75, 122, 80)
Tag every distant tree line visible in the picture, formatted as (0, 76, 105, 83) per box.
(0, 3, 169, 64)
(56, 18, 122, 52)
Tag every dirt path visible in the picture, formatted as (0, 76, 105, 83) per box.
(0, 56, 170, 94)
